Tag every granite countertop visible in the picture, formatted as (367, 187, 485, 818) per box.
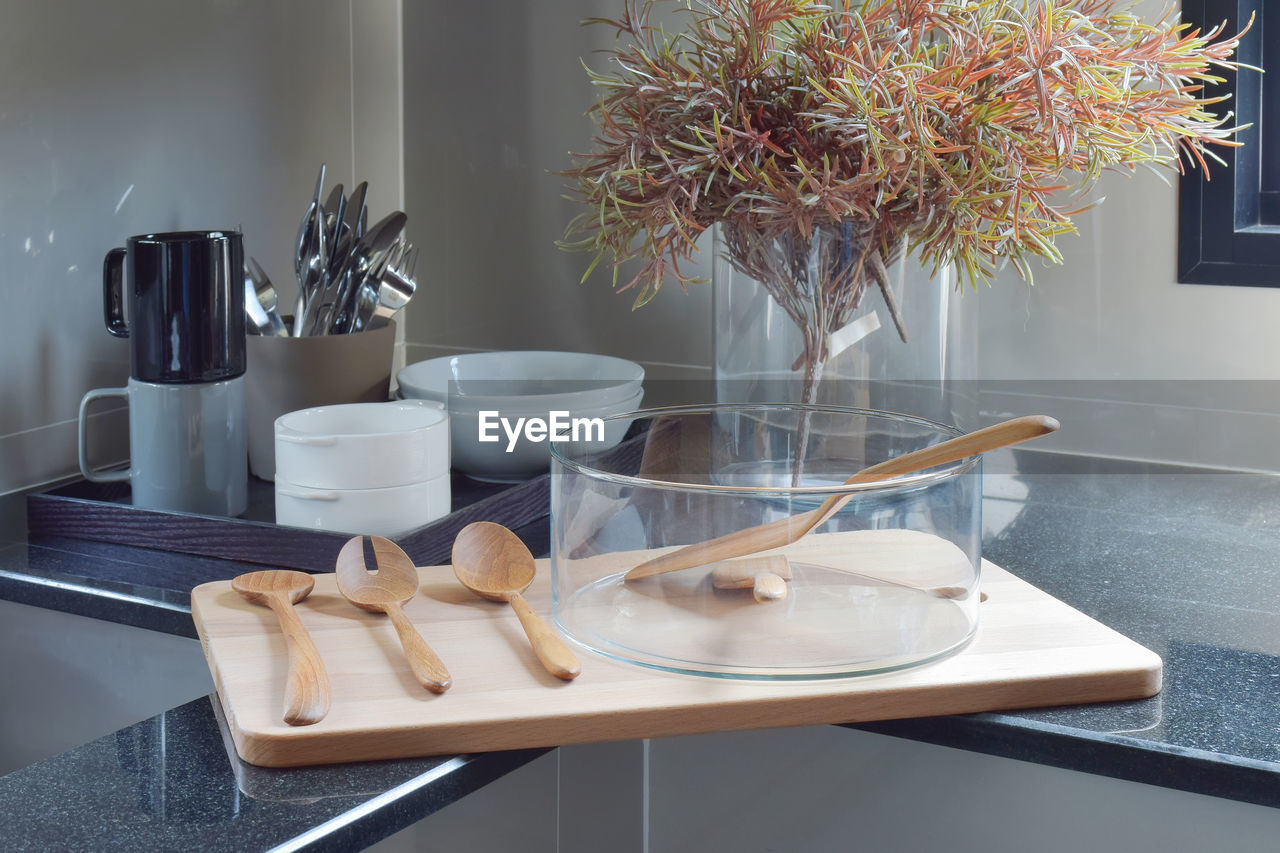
(0, 451, 1278, 849)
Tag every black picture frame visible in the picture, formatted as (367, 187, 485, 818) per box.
(1177, 0, 1280, 287)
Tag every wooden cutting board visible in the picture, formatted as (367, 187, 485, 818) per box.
(192, 542, 1161, 768)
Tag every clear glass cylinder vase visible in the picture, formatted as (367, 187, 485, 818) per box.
(713, 221, 979, 430)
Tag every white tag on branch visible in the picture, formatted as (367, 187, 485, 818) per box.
(827, 311, 881, 359)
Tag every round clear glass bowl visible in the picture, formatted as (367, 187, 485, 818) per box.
(549, 404, 981, 680)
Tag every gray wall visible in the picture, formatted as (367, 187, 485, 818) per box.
(0, 0, 402, 496)
(401, 0, 713, 378)
(976, 162, 1280, 470)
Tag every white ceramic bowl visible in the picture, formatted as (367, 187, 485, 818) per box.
(443, 388, 644, 482)
(274, 472, 451, 536)
(274, 400, 448, 490)
(397, 351, 644, 412)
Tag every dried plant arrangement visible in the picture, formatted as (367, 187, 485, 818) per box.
(561, 0, 1249, 409)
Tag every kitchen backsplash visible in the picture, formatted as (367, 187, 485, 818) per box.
(979, 165, 1280, 470)
(0, 0, 401, 495)
(401, 0, 715, 372)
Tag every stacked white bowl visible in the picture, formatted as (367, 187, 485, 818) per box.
(273, 400, 450, 536)
(397, 351, 644, 482)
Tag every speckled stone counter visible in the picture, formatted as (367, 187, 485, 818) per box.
(860, 453, 1280, 808)
(0, 697, 545, 852)
(1, 451, 1278, 850)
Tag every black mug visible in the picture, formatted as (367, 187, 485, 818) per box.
(102, 230, 246, 383)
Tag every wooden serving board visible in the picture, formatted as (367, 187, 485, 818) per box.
(192, 543, 1161, 769)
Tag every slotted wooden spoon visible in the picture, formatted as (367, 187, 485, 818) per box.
(625, 415, 1058, 581)
(335, 536, 452, 693)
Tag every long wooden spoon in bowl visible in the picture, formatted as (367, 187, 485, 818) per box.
(335, 536, 452, 694)
(452, 522, 581, 681)
(231, 570, 331, 726)
(625, 415, 1059, 581)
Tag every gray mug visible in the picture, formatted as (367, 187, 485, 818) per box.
(78, 377, 248, 516)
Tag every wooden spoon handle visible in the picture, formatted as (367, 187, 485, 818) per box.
(803, 414, 1060, 532)
(386, 602, 452, 693)
(508, 593, 581, 681)
(266, 596, 331, 726)
(625, 415, 1058, 581)
(624, 509, 818, 580)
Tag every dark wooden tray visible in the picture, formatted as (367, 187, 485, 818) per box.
(25, 473, 550, 572)
(26, 424, 654, 571)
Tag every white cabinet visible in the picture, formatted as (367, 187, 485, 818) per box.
(384, 727, 1280, 853)
(0, 598, 212, 774)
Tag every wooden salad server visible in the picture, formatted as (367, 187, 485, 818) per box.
(625, 415, 1059, 581)
(335, 536, 452, 693)
(231, 570, 332, 726)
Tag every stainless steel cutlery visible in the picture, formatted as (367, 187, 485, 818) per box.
(246, 164, 418, 336)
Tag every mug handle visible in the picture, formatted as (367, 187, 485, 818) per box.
(103, 248, 128, 338)
(78, 387, 130, 482)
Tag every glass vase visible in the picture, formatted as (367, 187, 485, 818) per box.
(713, 221, 978, 431)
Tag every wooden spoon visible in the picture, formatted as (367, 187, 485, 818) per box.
(625, 415, 1059, 581)
(231, 570, 331, 726)
(452, 522, 581, 681)
(713, 555, 972, 600)
(713, 554, 970, 600)
(710, 555, 792, 602)
(335, 536, 452, 694)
